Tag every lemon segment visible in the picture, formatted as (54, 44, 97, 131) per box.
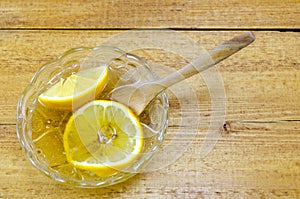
(38, 66, 108, 110)
(63, 100, 144, 177)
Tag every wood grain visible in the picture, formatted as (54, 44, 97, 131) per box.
(0, 30, 299, 198)
(1, 0, 299, 29)
(0, 31, 299, 123)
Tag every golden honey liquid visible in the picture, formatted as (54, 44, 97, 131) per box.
(30, 68, 164, 180)
(31, 102, 71, 167)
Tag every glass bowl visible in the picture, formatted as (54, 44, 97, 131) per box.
(16, 46, 168, 188)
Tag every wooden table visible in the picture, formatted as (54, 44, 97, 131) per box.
(1, 1, 299, 198)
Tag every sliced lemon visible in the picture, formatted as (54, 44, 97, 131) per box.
(39, 66, 108, 110)
(63, 100, 144, 177)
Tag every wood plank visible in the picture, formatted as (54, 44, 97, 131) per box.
(0, 31, 299, 124)
(1, 0, 299, 29)
(1, 121, 299, 198)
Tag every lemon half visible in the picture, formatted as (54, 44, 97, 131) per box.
(38, 66, 108, 110)
(63, 100, 144, 177)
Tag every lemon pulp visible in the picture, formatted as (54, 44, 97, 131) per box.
(38, 66, 108, 110)
(63, 100, 144, 177)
